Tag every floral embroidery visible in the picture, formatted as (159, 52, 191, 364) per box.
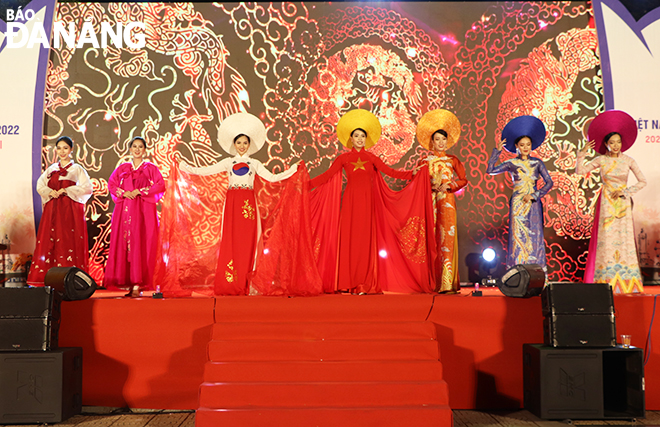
(242, 199, 255, 220)
(225, 260, 236, 283)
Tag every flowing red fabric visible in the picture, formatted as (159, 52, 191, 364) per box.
(373, 166, 437, 293)
(155, 163, 228, 297)
(309, 161, 437, 294)
(250, 165, 323, 296)
(308, 172, 342, 293)
(155, 162, 321, 297)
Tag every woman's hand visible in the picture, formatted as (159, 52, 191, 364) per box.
(522, 194, 533, 204)
(123, 190, 140, 200)
(49, 190, 60, 199)
(579, 140, 595, 156)
(497, 139, 506, 151)
(611, 189, 624, 199)
(438, 182, 451, 193)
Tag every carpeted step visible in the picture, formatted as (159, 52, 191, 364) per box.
(196, 405, 453, 427)
(213, 294, 435, 322)
(203, 359, 444, 382)
(198, 380, 449, 407)
(211, 320, 436, 340)
(207, 338, 439, 361)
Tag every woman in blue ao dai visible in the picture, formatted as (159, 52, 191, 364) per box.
(486, 116, 553, 270)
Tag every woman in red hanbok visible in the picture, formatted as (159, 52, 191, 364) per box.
(415, 109, 467, 293)
(310, 109, 436, 294)
(164, 112, 321, 296)
(104, 137, 165, 296)
(28, 136, 92, 285)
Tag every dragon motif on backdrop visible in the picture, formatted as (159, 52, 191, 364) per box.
(44, 1, 598, 283)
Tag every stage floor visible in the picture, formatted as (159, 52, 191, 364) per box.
(58, 286, 660, 411)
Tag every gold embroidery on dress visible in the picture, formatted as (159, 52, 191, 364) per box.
(225, 260, 236, 283)
(313, 236, 321, 262)
(242, 199, 255, 220)
(397, 216, 426, 264)
(428, 156, 453, 201)
(510, 159, 535, 264)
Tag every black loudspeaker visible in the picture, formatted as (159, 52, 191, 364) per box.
(542, 283, 614, 316)
(544, 314, 616, 347)
(0, 287, 61, 351)
(523, 344, 644, 420)
(45, 267, 96, 301)
(497, 264, 545, 297)
(0, 347, 83, 424)
(542, 283, 616, 347)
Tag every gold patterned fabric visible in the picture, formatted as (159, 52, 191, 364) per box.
(397, 216, 427, 264)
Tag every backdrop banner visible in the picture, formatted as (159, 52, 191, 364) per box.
(0, 0, 57, 265)
(594, 0, 660, 282)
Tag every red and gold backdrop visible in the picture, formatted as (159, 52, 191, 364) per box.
(43, 1, 599, 285)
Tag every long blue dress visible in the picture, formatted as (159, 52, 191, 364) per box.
(486, 148, 554, 269)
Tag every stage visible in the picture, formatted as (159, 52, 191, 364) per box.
(56, 286, 660, 412)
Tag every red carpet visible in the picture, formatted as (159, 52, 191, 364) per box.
(58, 288, 660, 412)
(198, 295, 451, 426)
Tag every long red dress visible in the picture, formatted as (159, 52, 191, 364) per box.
(155, 157, 322, 297)
(310, 148, 415, 294)
(104, 161, 165, 291)
(28, 161, 92, 285)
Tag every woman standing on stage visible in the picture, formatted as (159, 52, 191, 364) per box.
(415, 109, 467, 293)
(577, 110, 646, 294)
(180, 112, 300, 296)
(104, 137, 165, 297)
(486, 116, 553, 270)
(28, 136, 93, 285)
(310, 109, 415, 294)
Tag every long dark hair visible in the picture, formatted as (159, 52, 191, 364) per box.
(432, 129, 448, 140)
(350, 128, 367, 137)
(56, 136, 73, 148)
(234, 134, 251, 144)
(514, 135, 532, 146)
(604, 132, 620, 145)
(129, 136, 147, 148)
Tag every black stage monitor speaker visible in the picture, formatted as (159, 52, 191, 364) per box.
(523, 344, 644, 420)
(542, 282, 614, 316)
(45, 267, 96, 301)
(542, 283, 616, 348)
(0, 347, 83, 424)
(0, 287, 61, 351)
(498, 264, 545, 298)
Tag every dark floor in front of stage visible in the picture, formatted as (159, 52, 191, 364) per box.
(7, 408, 660, 426)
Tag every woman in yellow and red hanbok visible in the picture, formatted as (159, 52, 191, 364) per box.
(415, 110, 467, 293)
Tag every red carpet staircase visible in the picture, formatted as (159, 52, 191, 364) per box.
(196, 294, 452, 426)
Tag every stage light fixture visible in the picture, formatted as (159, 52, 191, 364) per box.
(497, 264, 545, 298)
(44, 267, 96, 301)
(465, 241, 506, 288)
(482, 247, 496, 263)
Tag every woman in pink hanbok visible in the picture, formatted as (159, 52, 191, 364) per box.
(577, 110, 646, 294)
(104, 137, 165, 296)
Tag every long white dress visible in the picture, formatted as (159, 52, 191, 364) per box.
(576, 152, 646, 293)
